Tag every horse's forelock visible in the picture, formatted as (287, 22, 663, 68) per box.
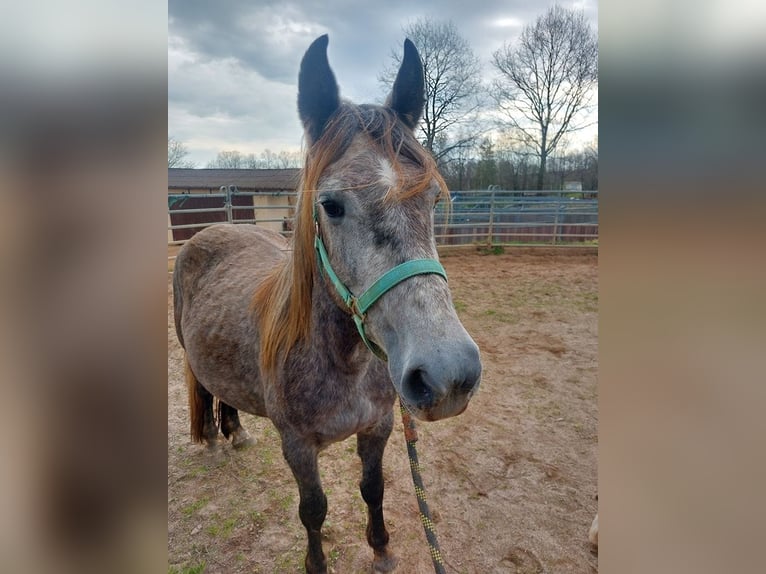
(310, 104, 447, 202)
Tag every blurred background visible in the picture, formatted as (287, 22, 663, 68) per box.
(600, 1, 766, 573)
(0, 2, 167, 573)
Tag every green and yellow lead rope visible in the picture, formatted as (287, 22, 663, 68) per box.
(399, 399, 447, 574)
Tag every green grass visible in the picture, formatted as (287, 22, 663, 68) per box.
(206, 516, 237, 538)
(477, 244, 506, 255)
(278, 493, 295, 511)
(328, 547, 340, 565)
(274, 549, 303, 573)
(576, 291, 599, 312)
(168, 562, 206, 574)
(181, 496, 210, 518)
(481, 308, 517, 324)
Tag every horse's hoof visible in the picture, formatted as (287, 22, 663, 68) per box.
(231, 430, 254, 450)
(372, 551, 398, 573)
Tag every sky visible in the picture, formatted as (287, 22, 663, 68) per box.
(168, 0, 598, 167)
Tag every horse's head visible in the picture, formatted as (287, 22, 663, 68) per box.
(297, 35, 481, 421)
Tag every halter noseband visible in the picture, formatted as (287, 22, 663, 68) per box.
(313, 205, 447, 361)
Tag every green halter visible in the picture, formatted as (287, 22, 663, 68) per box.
(313, 205, 447, 361)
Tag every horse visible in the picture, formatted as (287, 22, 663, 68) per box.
(172, 34, 482, 574)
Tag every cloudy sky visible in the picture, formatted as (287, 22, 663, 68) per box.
(169, 0, 598, 167)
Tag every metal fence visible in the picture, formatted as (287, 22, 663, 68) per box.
(435, 189, 598, 246)
(168, 187, 598, 247)
(168, 186, 297, 244)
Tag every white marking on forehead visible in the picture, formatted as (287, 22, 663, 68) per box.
(377, 157, 398, 190)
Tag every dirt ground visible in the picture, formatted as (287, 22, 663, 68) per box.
(168, 247, 598, 574)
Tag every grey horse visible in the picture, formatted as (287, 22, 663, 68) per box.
(173, 34, 481, 573)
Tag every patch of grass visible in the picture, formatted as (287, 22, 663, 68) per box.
(576, 291, 599, 312)
(189, 464, 209, 478)
(328, 547, 340, 565)
(481, 308, 517, 324)
(268, 489, 296, 514)
(279, 493, 295, 511)
(477, 244, 506, 255)
(181, 496, 210, 518)
(168, 562, 206, 574)
(274, 548, 303, 573)
(206, 516, 237, 539)
(453, 300, 467, 312)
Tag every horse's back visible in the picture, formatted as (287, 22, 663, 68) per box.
(174, 223, 286, 291)
(173, 224, 286, 415)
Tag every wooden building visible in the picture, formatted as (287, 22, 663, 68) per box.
(168, 168, 300, 242)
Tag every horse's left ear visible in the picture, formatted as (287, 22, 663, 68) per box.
(298, 34, 340, 144)
(385, 39, 425, 130)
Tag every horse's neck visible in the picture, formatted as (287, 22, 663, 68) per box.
(309, 270, 371, 368)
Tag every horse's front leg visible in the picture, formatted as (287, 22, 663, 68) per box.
(357, 412, 398, 572)
(281, 437, 327, 574)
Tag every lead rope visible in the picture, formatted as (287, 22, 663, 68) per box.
(399, 399, 447, 574)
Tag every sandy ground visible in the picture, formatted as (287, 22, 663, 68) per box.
(168, 247, 598, 573)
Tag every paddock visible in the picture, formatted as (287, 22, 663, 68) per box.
(168, 247, 598, 573)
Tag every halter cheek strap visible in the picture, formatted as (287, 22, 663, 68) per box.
(313, 207, 447, 361)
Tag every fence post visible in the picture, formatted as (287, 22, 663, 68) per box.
(552, 194, 560, 245)
(224, 185, 233, 223)
(488, 187, 496, 247)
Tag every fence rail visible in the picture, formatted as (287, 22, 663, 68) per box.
(168, 187, 597, 248)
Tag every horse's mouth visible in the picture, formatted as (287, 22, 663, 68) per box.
(399, 392, 472, 422)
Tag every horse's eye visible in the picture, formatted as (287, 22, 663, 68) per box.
(320, 200, 344, 218)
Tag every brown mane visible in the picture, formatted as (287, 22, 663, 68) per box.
(252, 103, 447, 374)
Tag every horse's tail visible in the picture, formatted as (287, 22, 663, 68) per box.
(185, 355, 205, 444)
(172, 258, 185, 349)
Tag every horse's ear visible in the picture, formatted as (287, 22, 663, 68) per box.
(385, 39, 425, 130)
(298, 34, 340, 144)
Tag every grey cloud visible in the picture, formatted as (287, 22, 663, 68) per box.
(169, 0, 598, 164)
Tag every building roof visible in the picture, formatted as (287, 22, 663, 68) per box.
(168, 168, 301, 192)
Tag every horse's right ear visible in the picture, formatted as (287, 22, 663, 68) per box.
(298, 35, 340, 144)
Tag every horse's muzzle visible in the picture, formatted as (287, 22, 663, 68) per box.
(398, 342, 482, 421)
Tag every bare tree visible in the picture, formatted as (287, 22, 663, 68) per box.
(381, 19, 484, 163)
(207, 150, 246, 169)
(207, 149, 303, 169)
(492, 6, 597, 189)
(168, 136, 195, 168)
(277, 150, 302, 169)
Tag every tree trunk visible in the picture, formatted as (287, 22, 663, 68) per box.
(538, 128, 548, 190)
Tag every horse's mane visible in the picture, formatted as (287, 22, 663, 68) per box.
(253, 103, 447, 373)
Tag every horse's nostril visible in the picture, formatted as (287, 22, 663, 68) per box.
(459, 376, 477, 394)
(459, 364, 482, 395)
(402, 368, 434, 408)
